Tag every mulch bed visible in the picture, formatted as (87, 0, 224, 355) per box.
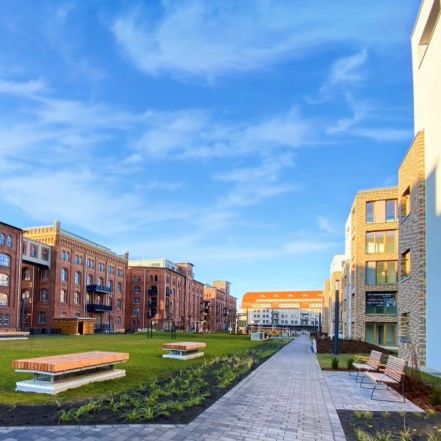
(338, 410, 441, 441)
(316, 337, 395, 355)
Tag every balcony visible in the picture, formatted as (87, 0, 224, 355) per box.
(86, 284, 113, 294)
(87, 303, 112, 313)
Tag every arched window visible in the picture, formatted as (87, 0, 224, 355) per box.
(99, 277, 104, 287)
(108, 280, 114, 291)
(74, 291, 80, 304)
(0, 254, 10, 267)
(0, 234, 4, 245)
(61, 268, 68, 282)
(117, 282, 122, 293)
(0, 293, 8, 306)
(134, 285, 141, 294)
(40, 289, 48, 302)
(74, 271, 81, 284)
(22, 268, 31, 281)
(0, 274, 9, 287)
(5, 235, 12, 247)
(87, 274, 93, 285)
(60, 289, 67, 303)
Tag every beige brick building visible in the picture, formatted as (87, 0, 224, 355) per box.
(397, 132, 426, 366)
(344, 188, 399, 347)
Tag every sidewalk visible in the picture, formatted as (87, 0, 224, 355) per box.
(0, 335, 346, 441)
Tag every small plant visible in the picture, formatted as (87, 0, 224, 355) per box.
(382, 410, 391, 418)
(331, 357, 339, 370)
(399, 427, 413, 441)
(58, 409, 74, 423)
(430, 387, 441, 406)
(347, 357, 354, 370)
(354, 428, 375, 441)
(74, 400, 100, 420)
(124, 408, 142, 422)
(375, 432, 393, 441)
(427, 431, 441, 441)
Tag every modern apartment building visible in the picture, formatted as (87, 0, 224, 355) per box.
(346, 188, 399, 347)
(203, 281, 237, 332)
(408, 0, 441, 372)
(24, 221, 128, 332)
(0, 222, 23, 330)
(126, 259, 205, 331)
(324, 255, 345, 337)
(241, 291, 322, 329)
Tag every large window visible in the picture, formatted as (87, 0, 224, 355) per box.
(366, 292, 397, 315)
(366, 261, 397, 284)
(0, 274, 9, 287)
(0, 293, 8, 306)
(60, 289, 67, 303)
(366, 200, 397, 224)
(60, 268, 68, 282)
(38, 311, 46, 324)
(401, 187, 411, 218)
(74, 291, 81, 304)
(365, 322, 397, 346)
(401, 249, 411, 279)
(366, 230, 397, 254)
(74, 271, 81, 284)
(0, 253, 10, 267)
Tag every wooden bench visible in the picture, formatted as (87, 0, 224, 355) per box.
(360, 355, 408, 402)
(350, 350, 383, 381)
(0, 329, 30, 340)
(162, 342, 206, 360)
(12, 351, 129, 395)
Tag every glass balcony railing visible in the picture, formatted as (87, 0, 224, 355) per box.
(86, 284, 113, 294)
(87, 303, 112, 313)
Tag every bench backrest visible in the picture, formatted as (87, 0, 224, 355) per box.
(384, 356, 407, 382)
(366, 350, 382, 369)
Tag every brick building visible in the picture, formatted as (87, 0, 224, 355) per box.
(0, 222, 23, 330)
(24, 221, 127, 332)
(203, 281, 237, 332)
(126, 259, 205, 331)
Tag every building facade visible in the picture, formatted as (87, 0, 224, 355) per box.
(126, 259, 205, 331)
(203, 281, 237, 332)
(24, 221, 127, 332)
(410, 0, 441, 372)
(0, 222, 23, 330)
(241, 291, 322, 329)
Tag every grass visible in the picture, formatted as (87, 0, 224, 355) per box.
(0, 332, 270, 405)
(316, 353, 365, 370)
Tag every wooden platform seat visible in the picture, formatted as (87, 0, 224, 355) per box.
(12, 351, 129, 395)
(0, 329, 30, 340)
(162, 342, 206, 360)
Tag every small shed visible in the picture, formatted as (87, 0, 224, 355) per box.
(52, 317, 96, 335)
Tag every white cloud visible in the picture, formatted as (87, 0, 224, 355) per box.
(327, 49, 368, 88)
(317, 216, 337, 234)
(0, 78, 47, 97)
(111, 1, 413, 81)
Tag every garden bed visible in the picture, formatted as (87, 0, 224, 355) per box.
(339, 410, 441, 441)
(316, 337, 395, 355)
(0, 339, 287, 426)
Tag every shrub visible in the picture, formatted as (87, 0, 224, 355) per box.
(331, 357, 339, 370)
(429, 387, 441, 406)
(347, 357, 354, 370)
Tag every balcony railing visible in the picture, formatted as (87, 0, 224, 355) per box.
(86, 284, 113, 294)
(87, 303, 112, 313)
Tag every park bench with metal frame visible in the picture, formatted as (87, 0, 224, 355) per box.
(350, 350, 383, 382)
(360, 355, 408, 402)
(12, 351, 129, 395)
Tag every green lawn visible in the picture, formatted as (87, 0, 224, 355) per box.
(0, 332, 267, 405)
(316, 353, 365, 370)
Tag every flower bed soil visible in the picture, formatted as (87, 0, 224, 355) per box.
(0, 340, 287, 426)
(316, 337, 395, 355)
(338, 410, 441, 441)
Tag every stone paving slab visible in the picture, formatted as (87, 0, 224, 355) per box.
(324, 371, 422, 412)
(0, 336, 347, 441)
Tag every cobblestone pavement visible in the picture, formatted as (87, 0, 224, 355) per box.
(324, 371, 422, 412)
(0, 336, 347, 441)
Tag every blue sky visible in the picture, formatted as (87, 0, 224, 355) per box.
(0, 0, 420, 302)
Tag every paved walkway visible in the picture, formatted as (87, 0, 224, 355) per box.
(0, 336, 346, 441)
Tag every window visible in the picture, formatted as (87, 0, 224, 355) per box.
(401, 187, 411, 218)
(108, 265, 114, 274)
(366, 261, 398, 284)
(61, 250, 70, 261)
(87, 258, 95, 269)
(418, 0, 441, 63)
(366, 200, 397, 224)
(74, 271, 81, 284)
(108, 280, 113, 291)
(0, 293, 8, 306)
(117, 317, 121, 325)
(99, 277, 104, 287)
(0, 234, 4, 245)
(134, 297, 140, 304)
(117, 282, 122, 293)
(60, 268, 68, 282)
(0, 274, 9, 287)
(366, 292, 397, 315)
(61, 312, 67, 318)
(99, 262, 106, 272)
(30, 244, 37, 257)
(401, 249, 411, 279)
(365, 322, 396, 346)
(0, 313, 10, 325)
(0, 254, 10, 267)
(154, 275, 158, 282)
(87, 274, 93, 285)
(5, 235, 12, 247)
(38, 311, 46, 324)
(60, 289, 67, 303)
(74, 255, 83, 265)
(40, 289, 48, 302)
(40, 269, 49, 281)
(117, 298, 122, 310)
(400, 313, 410, 342)
(23, 268, 31, 281)
(41, 248, 49, 261)
(366, 230, 397, 254)
(134, 285, 141, 294)
(74, 291, 80, 304)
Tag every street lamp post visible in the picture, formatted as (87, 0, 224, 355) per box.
(333, 280, 340, 355)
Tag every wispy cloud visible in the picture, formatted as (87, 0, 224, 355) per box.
(317, 216, 337, 234)
(111, 1, 414, 81)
